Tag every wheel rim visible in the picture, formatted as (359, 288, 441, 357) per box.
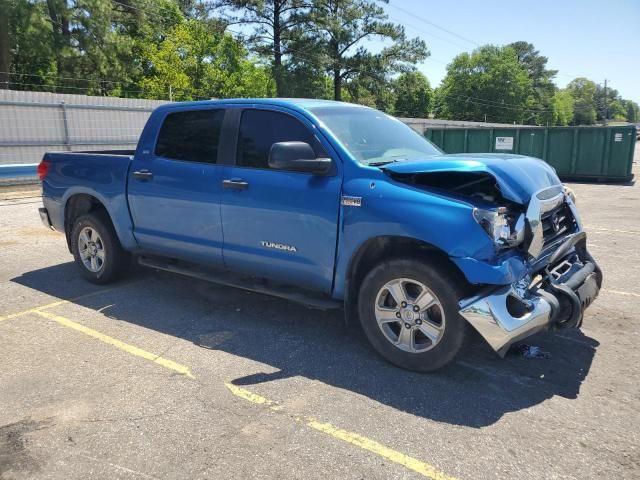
(78, 227, 105, 273)
(374, 277, 446, 353)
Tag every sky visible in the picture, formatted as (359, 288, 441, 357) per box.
(371, 0, 640, 104)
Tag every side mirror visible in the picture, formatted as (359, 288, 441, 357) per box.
(268, 141, 332, 175)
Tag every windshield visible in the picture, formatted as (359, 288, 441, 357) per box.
(310, 106, 442, 166)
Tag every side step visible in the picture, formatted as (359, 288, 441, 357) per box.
(138, 255, 342, 311)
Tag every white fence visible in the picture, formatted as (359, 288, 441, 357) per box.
(0, 90, 520, 183)
(0, 90, 167, 168)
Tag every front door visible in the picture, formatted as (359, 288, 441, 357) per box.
(128, 108, 226, 266)
(220, 108, 342, 293)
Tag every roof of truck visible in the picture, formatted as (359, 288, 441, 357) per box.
(154, 98, 366, 113)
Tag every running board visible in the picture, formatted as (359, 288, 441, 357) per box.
(137, 255, 342, 311)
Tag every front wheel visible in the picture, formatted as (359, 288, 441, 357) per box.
(358, 258, 467, 372)
(70, 211, 130, 284)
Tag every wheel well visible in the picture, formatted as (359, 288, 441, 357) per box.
(344, 236, 471, 322)
(64, 194, 108, 252)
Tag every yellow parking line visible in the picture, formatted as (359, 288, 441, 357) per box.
(225, 383, 456, 480)
(34, 309, 193, 378)
(603, 289, 640, 298)
(586, 226, 640, 235)
(0, 283, 136, 323)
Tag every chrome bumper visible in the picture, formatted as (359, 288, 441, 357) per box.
(459, 232, 601, 356)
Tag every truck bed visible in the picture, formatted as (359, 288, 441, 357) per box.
(41, 150, 136, 250)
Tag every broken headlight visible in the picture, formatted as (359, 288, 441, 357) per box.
(563, 185, 576, 203)
(473, 207, 525, 249)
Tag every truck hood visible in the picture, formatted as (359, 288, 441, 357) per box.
(381, 153, 561, 204)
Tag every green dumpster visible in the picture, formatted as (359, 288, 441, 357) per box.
(425, 126, 636, 182)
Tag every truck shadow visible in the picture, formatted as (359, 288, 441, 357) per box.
(12, 262, 599, 429)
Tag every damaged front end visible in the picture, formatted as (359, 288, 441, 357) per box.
(457, 186, 602, 356)
(384, 162, 602, 356)
(459, 231, 602, 356)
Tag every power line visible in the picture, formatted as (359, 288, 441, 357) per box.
(381, 2, 480, 47)
(2, 70, 139, 86)
(3, 80, 145, 96)
(379, 1, 591, 84)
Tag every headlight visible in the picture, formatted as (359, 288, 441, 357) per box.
(472, 207, 525, 249)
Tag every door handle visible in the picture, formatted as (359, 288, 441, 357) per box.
(133, 169, 153, 180)
(223, 178, 249, 190)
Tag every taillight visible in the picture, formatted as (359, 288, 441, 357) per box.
(37, 160, 50, 181)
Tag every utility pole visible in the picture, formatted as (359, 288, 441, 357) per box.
(603, 78, 608, 125)
(0, 0, 9, 90)
(169, 84, 173, 102)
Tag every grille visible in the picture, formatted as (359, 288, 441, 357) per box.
(541, 201, 577, 249)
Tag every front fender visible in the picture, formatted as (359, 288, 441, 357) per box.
(332, 174, 522, 298)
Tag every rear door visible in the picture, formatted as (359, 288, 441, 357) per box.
(220, 107, 342, 293)
(128, 108, 227, 266)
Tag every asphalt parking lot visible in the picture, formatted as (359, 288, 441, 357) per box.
(1, 163, 639, 479)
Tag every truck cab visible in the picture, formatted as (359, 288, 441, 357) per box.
(38, 99, 602, 371)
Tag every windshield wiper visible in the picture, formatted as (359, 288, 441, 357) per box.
(367, 159, 399, 167)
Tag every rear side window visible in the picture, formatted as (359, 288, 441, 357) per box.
(236, 109, 324, 169)
(155, 109, 225, 163)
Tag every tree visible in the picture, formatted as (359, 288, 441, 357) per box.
(344, 73, 395, 111)
(436, 45, 532, 123)
(508, 41, 557, 125)
(0, 0, 9, 88)
(219, 0, 312, 97)
(306, 0, 428, 101)
(567, 77, 597, 125)
(4, 0, 57, 91)
(623, 99, 639, 123)
(4, 0, 185, 96)
(393, 71, 431, 118)
(141, 19, 274, 100)
(551, 89, 574, 126)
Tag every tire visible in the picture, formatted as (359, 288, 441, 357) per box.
(358, 258, 467, 372)
(70, 210, 130, 284)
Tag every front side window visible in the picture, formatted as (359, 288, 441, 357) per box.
(236, 109, 324, 169)
(155, 109, 225, 163)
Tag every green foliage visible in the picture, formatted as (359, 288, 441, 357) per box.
(436, 45, 532, 123)
(141, 20, 274, 100)
(551, 89, 574, 126)
(344, 74, 395, 112)
(393, 72, 431, 118)
(5, 0, 57, 90)
(623, 100, 640, 123)
(567, 77, 597, 125)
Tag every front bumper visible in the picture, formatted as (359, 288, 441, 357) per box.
(459, 232, 601, 356)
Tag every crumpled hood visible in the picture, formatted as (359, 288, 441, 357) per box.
(381, 153, 561, 204)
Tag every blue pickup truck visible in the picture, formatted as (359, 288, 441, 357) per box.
(38, 99, 602, 371)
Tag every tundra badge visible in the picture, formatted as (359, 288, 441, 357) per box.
(260, 241, 298, 253)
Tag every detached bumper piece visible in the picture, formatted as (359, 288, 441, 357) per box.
(39, 207, 54, 230)
(459, 232, 601, 356)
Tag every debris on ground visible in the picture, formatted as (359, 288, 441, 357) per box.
(511, 344, 552, 359)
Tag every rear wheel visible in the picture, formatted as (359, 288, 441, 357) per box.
(70, 211, 130, 284)
(358, 258, 467, 372)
